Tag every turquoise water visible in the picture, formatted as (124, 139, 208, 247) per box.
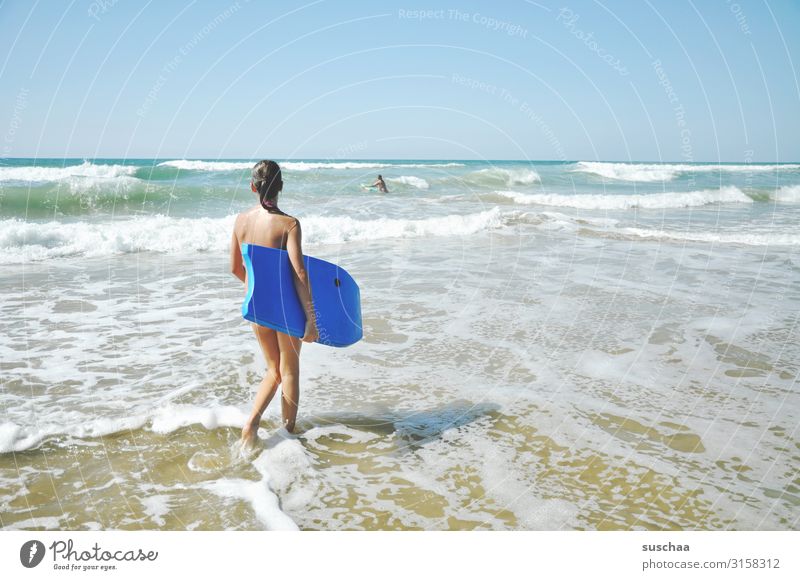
(2, 158, 800, 259)
(1, 158, 799, 218)
(1, 158, 798, 530)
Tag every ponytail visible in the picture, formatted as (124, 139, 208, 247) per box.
(251, 160, 283, 210)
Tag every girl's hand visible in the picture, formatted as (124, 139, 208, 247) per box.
(303, 317, 319, 343)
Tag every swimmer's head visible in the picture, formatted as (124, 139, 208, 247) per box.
(251, 160, 283, 209)
(377, 174, 383, 180)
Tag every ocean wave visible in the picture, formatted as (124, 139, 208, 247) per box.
(574, 161, 800, 182)
(386, 175, 430, 189)
(157, 159, 466, 172)
(532, 211, 800, 246)
(490, 186, 753, 209)
(771, 185, 800, 203)
(156, 160, 252, 171)
(283, 161, 465, 171)
(611, 227, 800, 247)
(528, 209, 798, 246)
(464, 167, 541, 187)
(301, 208, 508, 244)
(0, 209, 515, 262)
(0, 161, 139, 183)
(0, 181, 176, 217)
(0, 215, 236, 263)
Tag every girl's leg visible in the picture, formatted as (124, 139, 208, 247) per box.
(241, 323, 281, 447)
(276, 331, 303, 433)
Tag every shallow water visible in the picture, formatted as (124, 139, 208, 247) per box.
(1, 159, 798, 530)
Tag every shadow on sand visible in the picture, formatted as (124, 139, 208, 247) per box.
(296, 399, 501, 453)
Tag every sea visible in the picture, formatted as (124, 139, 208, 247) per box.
(0, 158, 798, 530)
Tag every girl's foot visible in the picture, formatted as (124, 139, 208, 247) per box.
(240, 418, 260, 449)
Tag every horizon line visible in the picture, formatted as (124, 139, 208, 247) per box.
(2, 156, 799, 164)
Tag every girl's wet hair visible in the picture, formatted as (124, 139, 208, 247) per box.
(252, 160, 283, 209)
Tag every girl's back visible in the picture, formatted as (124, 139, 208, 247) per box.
(235, 205, 297, 250)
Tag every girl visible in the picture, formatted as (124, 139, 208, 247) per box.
(230, 160, 319, 449)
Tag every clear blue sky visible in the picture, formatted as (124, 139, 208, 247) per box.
(1, 0, 798, 161)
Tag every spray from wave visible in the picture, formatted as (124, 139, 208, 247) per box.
(463, 167, 540, 187)
(574, 161, 800, 182)
(156, 160, 466, 172)
(156, 160, 252, 172)
(490, 186, 754, 209)
(0, 208, 518, 263)
(771, 185, 800, 203)
(610, 226, 800, 246)
(386, 175, 429, 189)
(0, 161, 139, 183)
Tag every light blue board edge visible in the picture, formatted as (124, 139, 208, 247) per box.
(241, 244, 256, 319)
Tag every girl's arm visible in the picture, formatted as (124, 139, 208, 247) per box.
(230, 220, 246, 284)
(286, 219, 319, 342)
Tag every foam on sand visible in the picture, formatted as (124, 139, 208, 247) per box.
(0, 415, 151, 453)
(0, 404, 244, 453)
(202, 458, 299, 530)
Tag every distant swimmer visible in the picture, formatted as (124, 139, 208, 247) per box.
(371, 175, 389, 193)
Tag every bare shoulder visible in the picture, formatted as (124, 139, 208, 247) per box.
(280, 212, 301, 231)
(233, 211, 248, 234)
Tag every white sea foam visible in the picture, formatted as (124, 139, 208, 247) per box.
(0, 403, 259, 453)
(255, 431, 322, 513)
(149, 404, 246, 434)
(157, 160, 252, 171)
(140, 495, 172, 527)
(2, 516, 65, 530)
(0, 209, 513, 262)
(466, 167, 541, 186)
(0, 161, 139, 182)
(574, 161, 800, 182)
(492, 186, 753, 209)
(202, 475, 299, 530)
(202, 440, 300, 531)
(613, 226, 800, 246)
(157, 159, 465, 172)
(0, 399, 301, 530)
(0, 416, 151, 453)
(301, 208, 508, 244)
(771, 184, 800, 203)
(0, 215, 237, 263)
(534, 209, 800, 246)
(283, 161, 465, 171)
(387, 175, 430, 189)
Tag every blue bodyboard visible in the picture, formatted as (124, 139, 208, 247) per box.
(241, 243, 363, 347)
